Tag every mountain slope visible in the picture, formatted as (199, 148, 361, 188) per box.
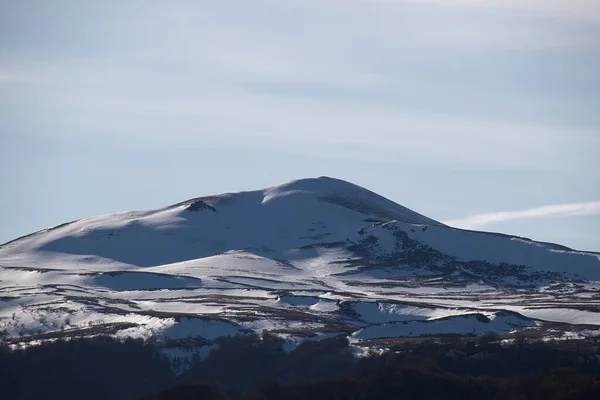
(1, 177, 599, 350)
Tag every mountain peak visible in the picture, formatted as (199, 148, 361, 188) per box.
(268, 176, 359, 192)
(262, 176, 441, 226)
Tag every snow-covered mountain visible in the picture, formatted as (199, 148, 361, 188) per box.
(1, 177, 599, 350)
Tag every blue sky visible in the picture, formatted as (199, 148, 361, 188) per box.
(1, 0, 599, 251)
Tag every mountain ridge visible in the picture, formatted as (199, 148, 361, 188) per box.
(1, 176, 439, 248)
(0, 177, 599, 356)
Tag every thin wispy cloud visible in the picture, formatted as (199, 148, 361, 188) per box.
(0, 70, 22, 83)
(3, 0, 598, 169)
(374, 0, 600, 22)
(445, 201, 600, 229)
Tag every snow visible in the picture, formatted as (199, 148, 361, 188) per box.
(277, 295, 320, 306)
(1, 177, 599, 345)
(352, 312, 537, 340)
(89, 272, 202, 291)
(350, 301, 496, 325)
(160, 318, 241, 340)
(309, 299, 339, 312)
(277, 295, 339, 312)
(500, 307, 600, 326)
(404, 224, 600, 281)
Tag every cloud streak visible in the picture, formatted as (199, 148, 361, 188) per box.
(445, 201, 600, 229)
(374, 0, 600, 22)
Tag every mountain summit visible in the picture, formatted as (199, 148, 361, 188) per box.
(1, 177, 599, 350)
(1, 177, 440, 268)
